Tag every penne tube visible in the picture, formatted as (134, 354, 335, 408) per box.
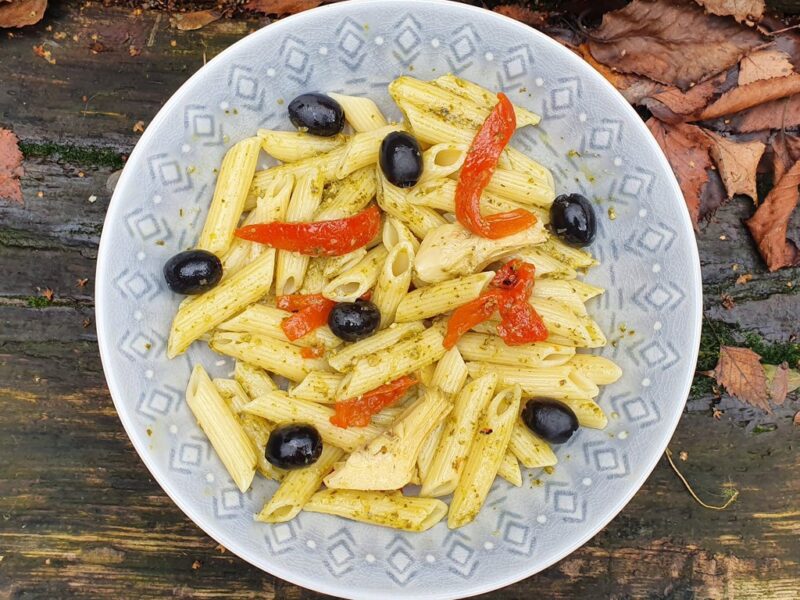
(303, 489, 447, 532)
(256, 445, 343, 523)
(382, 216, 420, 252)
(421, 373, 497, 497)
(218, 303, 341, 349)
(431, 74, 541, 127)
(532, 279, 600, 316)
(197, 137, 261, 256)
(465, 362, 599, 401)
(328, 92, 388, 132)
(372, 241, 414, 328)
(456, 332, 576, 368)
(257, 130, 347, 163)
(234, 361, 278, 397)
(509, 421, 558, 469)
(298, 260, 328, 294)
(497, 452, 523, 487)
(394, 272, 494, 322)
(319, 248, 368, 279)
(322, 245, 388, 302)
(335, 124, 403, 179)
(530, 297, 593, 346)
(243, 391, 382, 453)
(377, 170, 447, 238)
(509, 246, 577, 280)
(167, 251, 275, 357)
(314, 167, 377, 221)
(327, 321, 426, 372)
(482, 167, 555, 208)
(448, 385, 521, 528)
(185, 365, 256, 492)
(417, 420, 445, 482)
(209, 331, 330, 382)
(249, 145, 347, 202)
(430, 346, 469, 395)
(418, 143, 467, 183)
(289, 371, 344, 404)
(539, 236, 597, 269)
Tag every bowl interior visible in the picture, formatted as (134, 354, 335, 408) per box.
(96, 1, 701, 598)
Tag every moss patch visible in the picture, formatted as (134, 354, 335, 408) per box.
(20, 141, 126, 170)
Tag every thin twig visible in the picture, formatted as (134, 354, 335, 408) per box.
(665, 448, 739, 510)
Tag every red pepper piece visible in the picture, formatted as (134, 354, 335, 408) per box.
(277, 294, 335, 341)
(455, 93, 536, 239)
(330, 376, 417, 428)
(300, 346, 325, 359)
(235, 204, 381, 257)
(491, 259, 536, 305)
(443, 292, 502, 349)
(496, 300, 548, 345)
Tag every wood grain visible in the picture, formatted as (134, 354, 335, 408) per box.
(1, 3, 799, 599)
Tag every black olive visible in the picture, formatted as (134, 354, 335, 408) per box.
(549, 193, 596, 246)
(163, 249, 222, 295)
(521, 399, 579, 444)
(288, 93, 345, 137)
(265, 424, 323, 470)
(328, 300, 381, 342)
(379, 131, 423, 188)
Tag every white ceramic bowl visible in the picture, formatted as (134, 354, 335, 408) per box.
(96, 1, 702, 597)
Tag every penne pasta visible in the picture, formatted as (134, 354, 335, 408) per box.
(394, 272, 494, 322)
(289, 371, 344, 404)
(418, 143, 467, 183)
(417, 420, 445, 482)
(315, 166, 377, 221)
(430, 346, 469, 395)
(322, 245, 388, 302)
(509, 421, 558, 469)
(497, 452, 523, 487)
(431, 74, 541, 127)
(328, 92, 388, 132)
(185, 365, 256, 492)
(257, 129, 347, 162)
(509, 246, 577, 280)
(456, 332, 576, 368)
(234, 361, 278, 397)
(218, 303, 341, 349)
(465, 362, 599, 401)
(327, 321, 426, 372)
(319, 248, 368, 279)
(539, 236, 597, 269)
(372, 241, 414, 328)
(382, 216, 420, 252)
(303, 489, 448, 532)
(482, 167, 556, 208)
(567, 354, 623, 385)
(377, 170, 447, 239)
(335, 124, 403, 179)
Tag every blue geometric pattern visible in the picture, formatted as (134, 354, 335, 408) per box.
(96, 2, 701, 598)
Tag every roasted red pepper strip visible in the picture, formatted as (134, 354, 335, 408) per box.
(235, 204, 381, 257)
(491, 259, 536, 305)
(443, 292, 502, 349)
(330, 376, 417, 428)
(496, 300, 548, 345)
(455, 93, 536, 239)
(300, 346, 325, 359)
(277, 294, 335, 341)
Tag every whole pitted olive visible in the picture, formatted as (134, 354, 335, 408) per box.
(265, 424, 323, 470)
(550, 193, 597, 246)
(521, 399, 579, 444)
(163, 249, 222, 295)
(379, 131, 423, 188)
(288, 93, 345, 137)
(328, 300, 381, 342)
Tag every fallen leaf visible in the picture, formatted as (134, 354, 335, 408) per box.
(132, 120, 145, 133)
(41, 288, 54, 301)
(0, 128, 24, 204)
(588, 0, 763, 90)
(766, 362, 789, 404)
(32, 44, 55, 64)
(82, 318, 91, 329)
(214, 544, 226, 553)
(711, 94, 800, 133)
(712, 407, 724, 419)
(170, 10, 221, 31)
(0, 0, 47, 28)
(721, 293, 735, 309)
(705, 131, 765, 200)
(764, 363, 800, 396)
(647, 118, 714, 228)
(738, 49, 794, 86)
(244, 0, 323, 15)
(129, 45, 141, 57)
(641, 72, 731, 124)
(769, 132, 800, 182)
(679, 451, 688, 461)
(88, 40, 108, 54)
(76, 278, 88, 288)
(494, 5, 548, 27)
(573, 43, 668, 103)
(735, 273, 753, 284)
(695, 0, 765, 23)
(699, 74, 800, 120)
(191, 559, 202, 570)
(706, 346, 770, 411)
(746, 159, 800, 271)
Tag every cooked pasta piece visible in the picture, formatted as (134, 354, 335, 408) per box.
(324, 390, 451, 490)
(532, 279, 601, 316)
(394, 272, 494, 322)
(497, 145, 554, 188)
(303, 489, 448, 532)
(322, 245, 388, 302)
(456, 332, 576, 368)
(328, 92, 388, 132)
(234, 361, 278, 397)
(167, 251, 275, 357)
(258, 130, 347, 162)
(210, 332, 330, 382)
(185, 365, 256, 492)
(289, 371, 344, 404)
(218, 303, 341, 349)
(327, 321, 426, 372)
(257, 445, 343, 523)
(448, 385, 521, 528)
(465, 362, 599, 401)
(497, 452, 522, 487)
(483, 167, 555, 208)
(431, 74, 541, 127)
(298, 260, 328, 294)
(335, 124, 403, 179)
(509, 246, 577, 279)
(567, 354, 622, 385)
(197, 137, 261, 256)
(539, 236, 597, 269)
(418, 143, 467, 183)
(529, 297, 593, 347)
(509, 421, 558, 469)
(417, 420, 445, 482)
(372, 241, 414, 328)
(319, 248, 368, 279)
(430, 346, 469, 395)
(413, 222, 546, 283)
(336, 325, 447, 400)
(275, 168, 325, 295)
(315, 167, 377, 221)
(382, 216, 420, 252)
(243, 391, 381, 453)
(421, 373, 497, 497)
(377, 170, 447, 239)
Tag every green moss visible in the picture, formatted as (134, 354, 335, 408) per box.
(19, 141, 126, 170)
(26, 296, 50, 308)
(742, 332, 800, 367)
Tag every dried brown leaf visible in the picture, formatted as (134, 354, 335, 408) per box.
(647, 118, 714, 228)
(41, 288, 54, 301)
(0, 0, 46, 28)
(0, 128, 24, 205)
(699, 74, 800, 120)
(745, 159, 800, 271)
(721, 293, 735, 309)
(738, 49, 794, 86)
(244, 0, 322, 15)
(767, 362, 789, 404)
(32, 44, 55, 64)
(706, 131, 765, 200)
(170, 10, 221, 31)
(588, 0, 763, 90)
(695, 0, 765, 24)
(713, 94, 800, 133)
(494, 5, 548, 28)
(708, 346, 770, 411)
(735, 273, 753, 284)
(642, 72, 731, 123)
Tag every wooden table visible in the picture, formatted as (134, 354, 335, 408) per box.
(2, 4, 799, 598)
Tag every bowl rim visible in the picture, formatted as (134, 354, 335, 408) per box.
(95, 1, 703, 598)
